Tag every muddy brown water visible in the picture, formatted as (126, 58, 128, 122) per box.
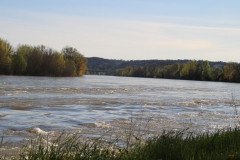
(0, 75, 240, 156)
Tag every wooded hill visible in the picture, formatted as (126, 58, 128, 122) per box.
(86, 57, 226, 75)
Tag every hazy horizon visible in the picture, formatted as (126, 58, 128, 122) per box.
(86, 56, 229, 63)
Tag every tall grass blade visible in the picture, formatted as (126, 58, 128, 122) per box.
(0, 134, 3, 148)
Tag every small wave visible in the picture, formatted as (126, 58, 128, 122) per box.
(80, 121, 112, 128)
(60, 88, 68, 90)
(94, 121, 112, 128)
(26, 127, 49, 135)
(0, 114, 10, 118)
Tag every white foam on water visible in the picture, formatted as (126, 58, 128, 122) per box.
(94, 121, 112, 128)
(26, 127, 49, 135)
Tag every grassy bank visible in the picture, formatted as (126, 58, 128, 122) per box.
(1, 128, 238, 160)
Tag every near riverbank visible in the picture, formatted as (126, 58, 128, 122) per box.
(1, 128, 240, 160)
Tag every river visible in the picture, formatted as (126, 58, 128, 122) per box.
(0, 75, 240, 153)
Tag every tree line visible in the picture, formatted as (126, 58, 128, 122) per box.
(115, 60, 240, 83)
(0, 38, 87, 77)
(86, 57, 226, 75)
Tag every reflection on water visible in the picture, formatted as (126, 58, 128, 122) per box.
(0, 75, 240, 153)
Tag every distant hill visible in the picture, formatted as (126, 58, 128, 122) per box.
(86, 57, 226, 75)
(86, 57, 122, 75)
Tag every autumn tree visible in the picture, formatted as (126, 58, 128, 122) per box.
(223, 62, 240, 82)
(62, 46, 87, 76)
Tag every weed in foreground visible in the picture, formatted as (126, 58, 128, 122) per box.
(19, 131, 122, 160)
(0, 134, 3, 159)
(15, 127, 240, 160)
(0, 134, 3, 148)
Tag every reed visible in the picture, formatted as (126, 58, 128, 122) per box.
(19, 131, 121, 160)
(15, 127, 240, 160)
(125, 128, 240, 160)
(0, 134, 3, 148)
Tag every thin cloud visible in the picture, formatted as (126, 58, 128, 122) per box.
(0, 9, 240, 61)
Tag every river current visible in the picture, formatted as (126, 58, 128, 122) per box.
(0, 75, 240, 153)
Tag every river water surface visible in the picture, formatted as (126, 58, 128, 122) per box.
(0, 75, 240, 153)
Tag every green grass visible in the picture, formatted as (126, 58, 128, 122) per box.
(15, 128, 240, 160)
(130, 128, 240, 160)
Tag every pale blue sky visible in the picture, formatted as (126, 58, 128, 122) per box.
(0, 1, 240, 62)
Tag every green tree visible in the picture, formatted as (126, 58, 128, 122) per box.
(25, 46, 43, 76)
(132, 66, 146, 77)
(115, 68, 123, 76)
(232, 62, 240, 82)
(146, 64, 157, 78)
(211, 67, 223, 81)
(0, 38, 12, 74)
(49, 52, 65, 76)
(12, 45, 32, 75)
(122, 66, 134, 76)
(162, 63, 181, 79)
(180, 60, 198, 80)
(155, 68, 163, 78)
(63, 59, 76, 77)
(199, 60, 211, 81)
(12, 54, 27, 75)
(41, 52, 52, 76)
